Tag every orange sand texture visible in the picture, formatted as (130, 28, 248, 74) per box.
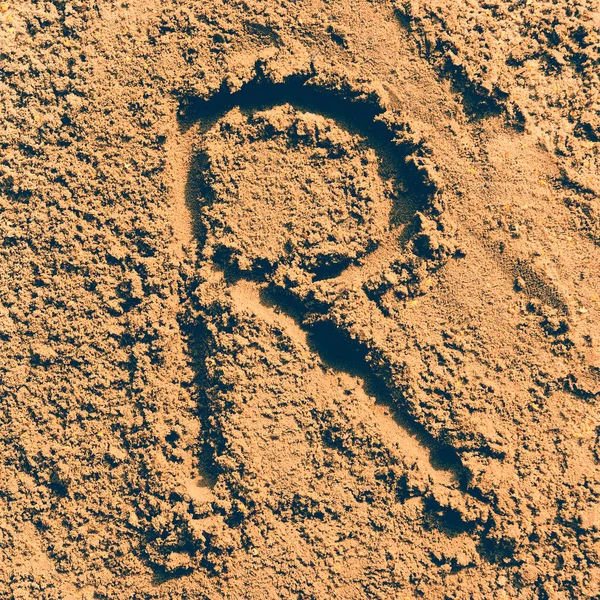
(1, 1, 600, 598)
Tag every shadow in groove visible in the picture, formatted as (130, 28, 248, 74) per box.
(179, 74, 432, 228)
(259, 285, 467, 480)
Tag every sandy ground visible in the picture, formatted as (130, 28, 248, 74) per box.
(1, 1, 600, 598)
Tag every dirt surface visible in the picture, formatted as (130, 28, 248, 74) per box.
(1, 1, 600, 599)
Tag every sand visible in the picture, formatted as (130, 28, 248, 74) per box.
(1, 0, 599, 598)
